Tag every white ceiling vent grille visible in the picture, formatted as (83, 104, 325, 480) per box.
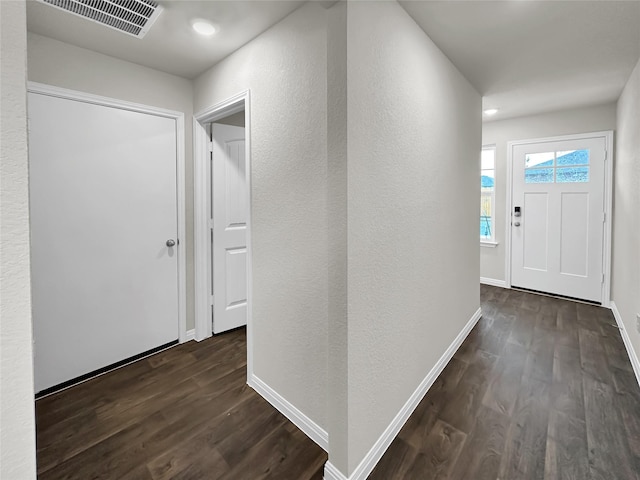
(38, 0, 163, 38)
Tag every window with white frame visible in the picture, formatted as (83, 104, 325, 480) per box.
(481, 145, 496, 242)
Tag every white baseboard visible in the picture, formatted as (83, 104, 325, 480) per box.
(610, 301, 640, 387)
(183, 329, 195, 342)
(324, 461, 347, 480)
(248, 374, 329, 451)
(480, 277, 508, 288)
(326, 307, 482, 480)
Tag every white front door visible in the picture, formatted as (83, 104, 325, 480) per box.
(211, 123, 248, 333)
(510, 134, 608, 303)
(29, 92, 179, 393)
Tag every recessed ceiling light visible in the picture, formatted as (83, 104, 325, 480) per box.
(192, 19, 217, 36)
(483, 108, 499, 116)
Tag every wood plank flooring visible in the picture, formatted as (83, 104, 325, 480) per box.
(35, 328, 327, 480)
(370, 285, 640, 480)
(36, 286, 640, 479)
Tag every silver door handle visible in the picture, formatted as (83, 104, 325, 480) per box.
(166, 239, 176, 247)
(514, 222, 521, 227)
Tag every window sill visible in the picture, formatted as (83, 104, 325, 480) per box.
(480, 241, 499, 248)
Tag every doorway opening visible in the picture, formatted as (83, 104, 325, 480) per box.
(194, 91, 253, 377)
(210, 114, 248, 334)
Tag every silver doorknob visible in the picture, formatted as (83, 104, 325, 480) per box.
(166, 239, 176, 247)
(514, 222, 521, 227)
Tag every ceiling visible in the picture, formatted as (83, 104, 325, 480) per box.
(400, 0, 640, 121)
(26, 1, 640, 120)
(26, 0, 306, 79)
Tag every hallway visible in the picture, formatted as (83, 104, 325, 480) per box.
(34, 328, 326, 480)
(371, 285, 640, 479)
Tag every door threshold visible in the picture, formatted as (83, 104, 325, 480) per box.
(510, 286, 601, 306)
(35, 339, 179, 400)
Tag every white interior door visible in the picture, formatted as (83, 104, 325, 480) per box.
(510, 135, 607, 303)
(211, 123, 248, 333)
(29, 92, 179, 393)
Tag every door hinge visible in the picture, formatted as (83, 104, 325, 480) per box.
(602, 212, 606, 223)
(210, 294, 214, 306)
(604, 149, 608, 161)
(602, 273, 605, 284)
(208, 141, 214, 153)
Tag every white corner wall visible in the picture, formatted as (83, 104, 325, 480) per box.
(0, 0, 37, 478)
(194, 2, 329, 431)
(26, 33, 196, 330)
(612, 57, 640, 372)
(481, 103, 617, 283)
(346, 1, 481, 475)
(326, 0, 349, 474)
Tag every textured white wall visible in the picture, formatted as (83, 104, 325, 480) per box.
(0, 1, 37, 477)
(26, 33, 196, 330)
(194, 2, 329, 429)
(216, 110, 245, 127)
(326, 1, 348, 473)
(481, 103, 617, 282)
(613, 58, 640, 363)
(346, 2, 481, 474)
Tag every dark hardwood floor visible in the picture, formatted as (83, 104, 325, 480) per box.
(36, 286, 640, 480)
(35, 327, 327, 480)
(370, 285, 640, 480)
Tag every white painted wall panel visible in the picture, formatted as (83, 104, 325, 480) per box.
(613, 58, 640, 366)
(0, 1, 37, 477)
(326, 1, 349, 473)
(194, 2, 328, 430)
(346, 2, 481, 474)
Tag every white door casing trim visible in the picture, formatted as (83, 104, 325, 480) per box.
(193, 116, 210, 342)
(184, 329, 196, 342)
(324, 307, 483, 480)
(27, 82, 188, 344)
(193, 91, 253, 376)
(505, 131, 613, 306)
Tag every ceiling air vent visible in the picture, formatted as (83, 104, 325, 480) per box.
(38, 0, 163, 38)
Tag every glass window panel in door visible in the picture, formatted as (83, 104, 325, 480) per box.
(556, 149, 590, 166)
(556, 166, 590, 183)
(525, 151, 554, 168)
(525, 168, 554, 184)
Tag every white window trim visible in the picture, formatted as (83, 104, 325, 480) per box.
(481, 240, 499, 248)
(481, 144, 497, 244)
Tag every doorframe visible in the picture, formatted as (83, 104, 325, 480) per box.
(504, 130, 614, 306)
(193, 90, 253, 373)
(27, 82, 189, 343)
